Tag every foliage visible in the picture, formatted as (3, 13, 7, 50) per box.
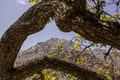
(31, 33, 120, 80)
(32, 74, 40, 80)
(56, 41, 64, 50)
(0, 0, 120, 80)
(41, 69, 55, 80)
(87, 0, 120, 24)
(73, 43, 79, 50)
(29, 0, 39, 4)
(76, 57, 85, 64)
(75, 34, 81, 41)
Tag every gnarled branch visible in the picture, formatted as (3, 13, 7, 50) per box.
(0, 1, 54, 79)
(54, 3, 120, 50)
(73, 0, 86, 12)
(11, 57, 107, 80)
(0, 0, 120, 79)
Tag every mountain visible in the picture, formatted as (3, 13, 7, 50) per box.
(14, 37, 120, 80)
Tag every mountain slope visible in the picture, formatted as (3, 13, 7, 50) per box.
(14, 38, 120, 80)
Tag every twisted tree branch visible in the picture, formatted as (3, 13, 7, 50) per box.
(0, 1, 54, 79)
(0, 0, 120, 79)
(73, 0, 86, 12)
(54, 4, 120, 50)
(11, 57, 107, 80)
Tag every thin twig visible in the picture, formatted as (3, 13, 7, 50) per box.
(104, 46, 112, 60)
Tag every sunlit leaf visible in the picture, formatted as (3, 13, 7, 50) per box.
(52, 71, 57, 76)
(114, 12, 120, 18)
(102, 14, 112, 21)
(47, 19, 51, 24)
(111, 47, 117, 52)
(97, 68, 105, 74)
(75, 33, 81, 41)
(32, 73, 40, 80)
(107, 76, 112, 80)
(103, 62, 109, 67)
(109, 65, 114, 72)
(29, 0, 39, 4)
(76, 57, 84, 64)
(73, 43, 79, 50)
(41, 69, 48, 76)
(56, 41, 64, 50)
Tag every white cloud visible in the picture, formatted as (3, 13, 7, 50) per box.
(17, 0, 26, 5)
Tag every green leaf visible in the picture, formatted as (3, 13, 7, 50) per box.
(73, 43, 79, 50)
(56, 41, 64, 50)
(75, 33, 81, 41)
(101, 14, 112, 21)
(29, 0, 39, 4)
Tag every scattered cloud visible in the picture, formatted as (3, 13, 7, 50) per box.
(17, 0, 26, 5)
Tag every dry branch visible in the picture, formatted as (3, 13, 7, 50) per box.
(11, 57, 107, 80)
(0, 0, 120, 79)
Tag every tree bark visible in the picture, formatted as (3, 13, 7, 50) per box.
(0, 1, 54, 79)
(54, 5, 120, 50)
(0, 0, 120, 79)
(11, 57, 107, 80)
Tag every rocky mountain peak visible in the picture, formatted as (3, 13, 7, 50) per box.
(15, 38, 120, 79)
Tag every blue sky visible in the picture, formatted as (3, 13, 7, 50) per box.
(0, 0, 75, 50)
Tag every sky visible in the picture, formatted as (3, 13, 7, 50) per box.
(0, 0, 75, 50)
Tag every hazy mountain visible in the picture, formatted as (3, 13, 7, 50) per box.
(14, 37, 120, 79)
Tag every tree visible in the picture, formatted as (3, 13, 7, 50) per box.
(0, 0, 120, 80)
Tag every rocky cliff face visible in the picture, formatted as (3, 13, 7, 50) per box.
(14, 38, 120, 79)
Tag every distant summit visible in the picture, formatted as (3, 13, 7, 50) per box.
(15, 38, 120, 79)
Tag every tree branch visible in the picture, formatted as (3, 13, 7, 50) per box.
(0, 1, 54, 79)
(54, 4, 120, 50)
(0, 0, 120, 79)
(11, 57, 107, 80)
(73, 0, 86, 12)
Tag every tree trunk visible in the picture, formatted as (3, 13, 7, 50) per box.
(0, 0, 119, 79)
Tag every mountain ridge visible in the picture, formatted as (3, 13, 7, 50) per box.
(14, 37, 120, 79)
